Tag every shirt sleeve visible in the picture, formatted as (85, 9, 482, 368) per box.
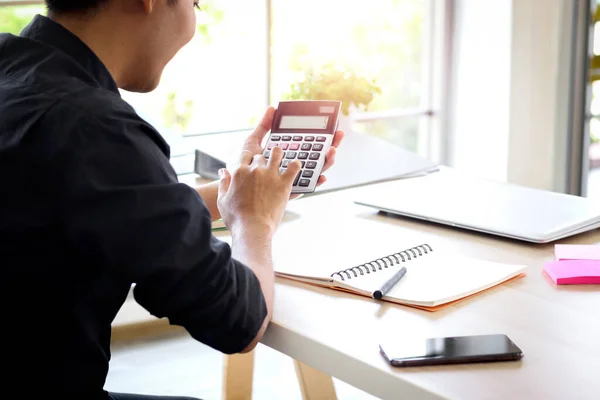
(59, 110, 267, 354)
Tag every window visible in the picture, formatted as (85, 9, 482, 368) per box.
(120, 0, 269, 137)
(588, 2, 600, 199)
(1, 1, 448, 164)
(271, 0, 427, 111)
(0, 3, 45, 34)
(270, 0, 437, 157)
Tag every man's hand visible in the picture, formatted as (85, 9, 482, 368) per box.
(198, 106, 344, 221)
(241, 106, 345, 196)
(217, 147, 300, 235)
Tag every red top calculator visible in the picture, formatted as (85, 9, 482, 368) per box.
(264, 100, 341, 194)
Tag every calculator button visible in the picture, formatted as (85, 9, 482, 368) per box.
(286, 152, 297, 159)
(312, 144, 324, 151)
(293, 171, 301, 186)
(289, 143, 300, 150)
(301, 143, 312, 151)
(280, 168, 286, 174)
(293, 136, 302, 141)
(282, 135, 292, 141)
(267, 143, 277, 150)
(280, 143, 289, 150)
(271, 136, 281, 141)
(316, 136, 326, 142)
(302, 170, 314, 178)
(298, 152, 309, 159)
(305, 136, 315, 142)
(309, 152, 320, 160)
(299, 179, 311, 187)
(306, 161, 317, 169)
(264, 151, 271, 159)
(282, 160, 290, 167)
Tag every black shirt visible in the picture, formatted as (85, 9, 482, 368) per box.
(0, 15, 267, 397)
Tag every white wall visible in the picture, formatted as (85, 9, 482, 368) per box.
(447, 0, 512, 182)
(507, 0, 573, 193)
(447, 0, 576, 192)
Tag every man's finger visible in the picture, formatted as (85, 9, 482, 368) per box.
(251, 153, 267, 168)
(331, 130, 345, 149)
(217, 168, 232, 196)
(249, 106, 276, 142)
(320, 146, 337, 174)
(267, 146, 285, 168)
(238, 150, 254, 166)
(283, 160, 301, 183)
(315, 175, 327, 187)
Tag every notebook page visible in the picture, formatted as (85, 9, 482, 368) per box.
(344, 255, 527, 307)
(271, 215, 430, 282)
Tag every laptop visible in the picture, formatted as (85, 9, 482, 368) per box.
(353, 169, 600, 244)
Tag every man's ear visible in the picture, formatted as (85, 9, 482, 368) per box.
(141, 0, 157, 14)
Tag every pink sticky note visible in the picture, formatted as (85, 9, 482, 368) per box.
(543, 260, 600, 285)
(554, 244, 600, 261)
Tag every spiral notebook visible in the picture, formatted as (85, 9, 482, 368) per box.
(273, 237, 527, 311)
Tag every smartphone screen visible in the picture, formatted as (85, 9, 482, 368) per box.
(379, 334, 523, 367)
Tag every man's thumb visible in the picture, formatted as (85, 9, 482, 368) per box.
(250, 106, 276, 141)
(218, 168, 231, 195)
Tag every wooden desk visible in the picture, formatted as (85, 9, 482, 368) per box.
(217, 179, 600, 400)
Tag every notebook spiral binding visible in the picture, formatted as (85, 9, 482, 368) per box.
(330, 244, 433, 281)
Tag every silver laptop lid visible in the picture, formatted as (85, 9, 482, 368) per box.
(353, 170, 600, 243)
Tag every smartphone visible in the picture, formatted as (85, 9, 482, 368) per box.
(264, 100, 341, 194)
(379, 334, 523, 367)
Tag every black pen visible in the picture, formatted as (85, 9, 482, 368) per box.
(372, 267, 407, 300)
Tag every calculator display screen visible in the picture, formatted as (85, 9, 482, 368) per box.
(279, 115, 329, 130)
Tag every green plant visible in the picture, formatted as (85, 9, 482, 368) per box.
(284, 63, 382, 116)
(196, 0, 224, 42)
(0, 5, 46, 35)
(163, 91, 193, 132)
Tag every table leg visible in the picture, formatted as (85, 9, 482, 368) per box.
(223, 351, 255, 400)
(293, 360, 338, 400)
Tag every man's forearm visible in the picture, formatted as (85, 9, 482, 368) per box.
(230, 225, 275, 352)
(195, 181, 221, 221)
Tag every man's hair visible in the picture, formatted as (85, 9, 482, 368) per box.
(45, 0, 109, 14)
(45, 0, 178, 14)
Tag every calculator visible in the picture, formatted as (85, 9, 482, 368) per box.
(264, 100, 341, 194)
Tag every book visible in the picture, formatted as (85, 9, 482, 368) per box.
(212, 218, 228, 232)
(542, 244, 600, 284)
(270, 218, 527, 312)
(544, 260, 600, 285)
(554, 244, 600, 261)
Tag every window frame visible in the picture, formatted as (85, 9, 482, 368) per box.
(1, 0, 451, 166)
(0, 1, 43, 5)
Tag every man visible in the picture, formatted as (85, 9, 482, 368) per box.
(0, 1, 343, 399)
